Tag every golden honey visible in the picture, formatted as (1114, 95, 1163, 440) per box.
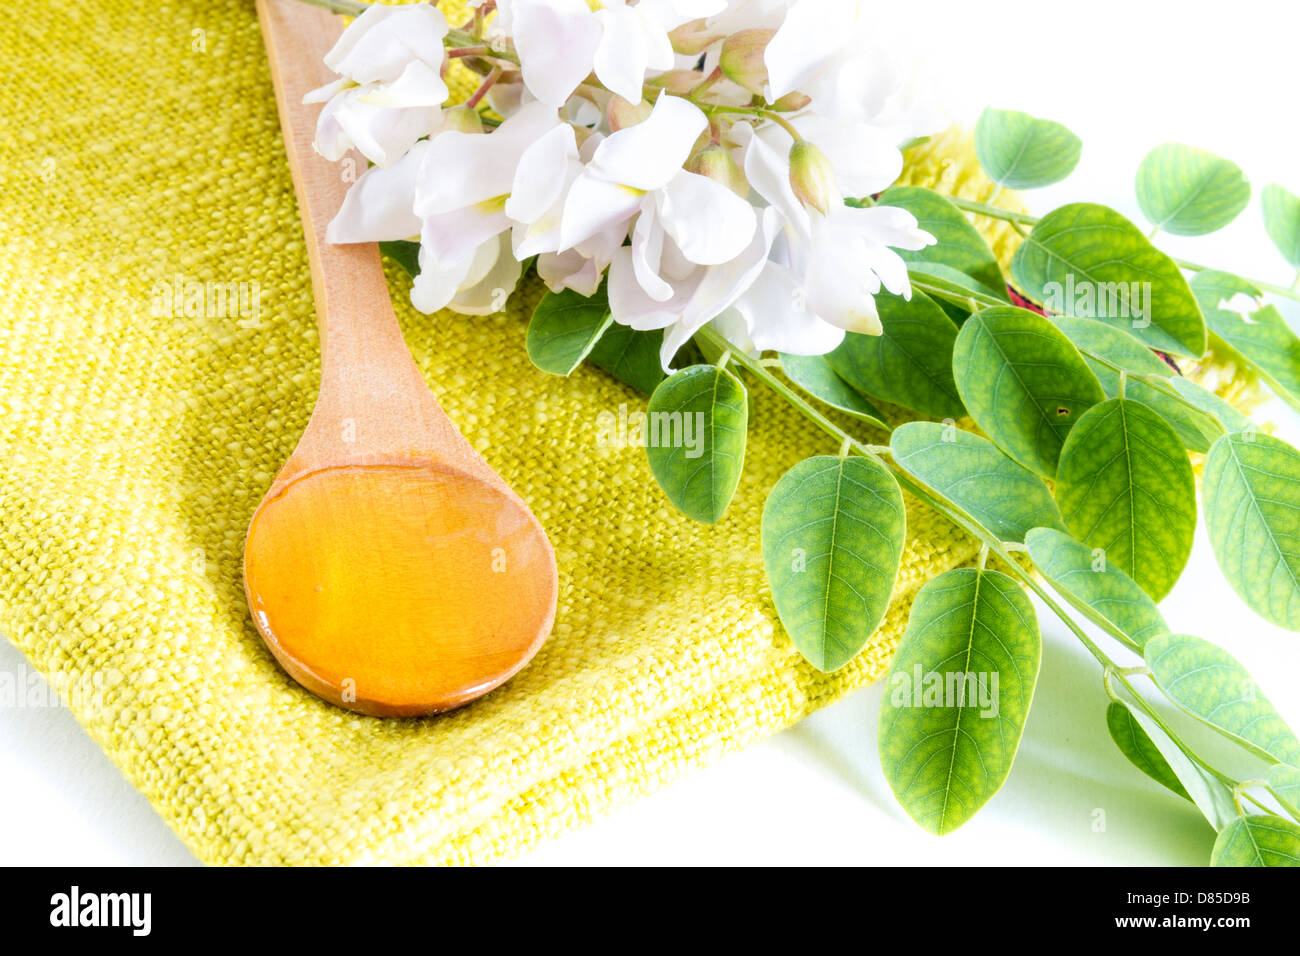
(243, 464, 555, 715)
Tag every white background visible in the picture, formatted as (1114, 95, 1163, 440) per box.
(3, 0, 1299, 865)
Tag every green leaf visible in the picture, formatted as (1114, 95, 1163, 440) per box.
(907, 262, 1010, 325)
(1262, 184, 1300, 268)
(1268, 764, 1300, 819)
(525, 285, 613, 376)
(890, 421, 1065, 543)
(1192, 270, 1300, 413)
(1050, 315, 1220, 453)
(1145, 633, 1300, 765)
(1135, 143, 1250, 236)
(878, 567, 1040, 834)
(952, 306, 1105, 478)
(778, 353, 889, 430)
(974, 107, 1082, 189)
(761, 455, 906, 672)
(1010, 202, 1209, 357)
(1202, 432, 1300, 630)
(825, 291, 964, 418)
(1025, 527, 1169, 653)
(1105, 701, 1190, 801)
(1211, 814, 1300, 866)
(878, 186, 1005, 292)
(1168, 377, 1252, 434)
(586, 324, 667, 394)
(379, 239, 421, 277)
(1121, 702, 1238, 831)
(645, 365, 748, 524)
(1055, 398, 1197, 601)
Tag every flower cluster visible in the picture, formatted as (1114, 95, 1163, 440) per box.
(310, 0, 941, 368)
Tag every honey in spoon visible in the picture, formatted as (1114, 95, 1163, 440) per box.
(244, 463, 555, 716)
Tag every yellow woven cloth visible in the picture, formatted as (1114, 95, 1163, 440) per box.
(0, 1, 1012, 864)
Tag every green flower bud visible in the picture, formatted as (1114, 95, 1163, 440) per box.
(770, 91, 811, 112)
(668, 21, 717, 56)
(788, 140, 839, 215)
(685, 144, 749, 199)
(441, 105, 484, 135)
(607, 95, 654, 132)
(718, 29, 775, 97)
(647, 70, 704, 95)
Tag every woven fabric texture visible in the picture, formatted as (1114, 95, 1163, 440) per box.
(0, 1, 1015, 864)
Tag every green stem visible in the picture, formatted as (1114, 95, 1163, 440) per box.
(465, 66, 503, 109)
(1235, 781, 1276, 816)
(1267, 783, 1300, 823)
(688, 67, 725, 103)
(702, 103, 802, 141)
(294, 0, 368, 16)
(942, 195, 1300, 302)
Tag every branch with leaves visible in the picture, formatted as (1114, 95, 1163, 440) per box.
(432, 109, 1300, 866)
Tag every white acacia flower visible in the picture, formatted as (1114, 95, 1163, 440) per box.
(417, 232, 524, 316)
(764, 0, 945, 139)
(410, 101, 563, 313)
(498, 0, 726, 107)
(728, 120, 934, 337)
(609, 207, 781, 369)
(311, 0, 947, 351)
(303, 2, 451, 167)
(325, 101, 562, 316)
(560, 93, 756, 281)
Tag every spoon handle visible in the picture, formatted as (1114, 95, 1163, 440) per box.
(256, 0, 426, 399)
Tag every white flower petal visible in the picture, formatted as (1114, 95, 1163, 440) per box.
(804, 218, 885, 333)
(593, 6, 651, 104)
(865, 241, 912, 298)
(512, 0, 603, 107)
(793, 114, 902, 198)
(415, 100, 558, 214)
(656, 170, 757, 265)
(537, 249, 603, 297)
(839, 202, 935, 251)
(327, 140, 431, 243)
(729, 122, 809, 236)
(328, 92, 440, 167)
(355, 58, 450, 109)
(589, 93, 707, 190)
(326, 3, 449, 85)
(419, 204, 511, 264)
(676, 204, 777, 332)
(764, 0, 859, 99)
(804, 49, 899, 124)
(450, 234, 523, 315)
(411, 245, 475, 314)
(303, 76, 349, 106)
(506, 123, 579, 225)
(558, 172, 642, 251)
(732, 263, 847, 354)
(608, 247, 701, 331)
(631, 201, 674, 302)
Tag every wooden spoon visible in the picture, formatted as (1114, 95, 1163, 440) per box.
(245, 0, 557, 717)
